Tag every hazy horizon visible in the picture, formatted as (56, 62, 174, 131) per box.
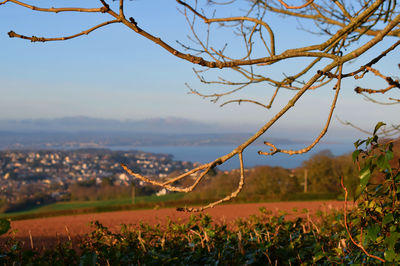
(0, 115, 377, 143)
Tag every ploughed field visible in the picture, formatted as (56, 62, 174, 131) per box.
(1, 201, 346, 248)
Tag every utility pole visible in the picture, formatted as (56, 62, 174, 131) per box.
(304, 169, 308, 193)
(131, 183, 136, 204)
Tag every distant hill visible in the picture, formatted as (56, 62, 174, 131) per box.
(0, 116, 301, 149)
(0, 130, 301, 150)
(0, 116, 253, 134)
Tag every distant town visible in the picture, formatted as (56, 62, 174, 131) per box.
(0, 148, 199, 212)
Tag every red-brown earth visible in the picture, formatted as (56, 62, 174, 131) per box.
(1, 201, 348, 249)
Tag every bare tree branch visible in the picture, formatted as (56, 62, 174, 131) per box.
(276, 0, 314, 10)
(259, 64, 343, 156)
(8, 20, 120, 42)
(2, 0, 399, 211)
(220, 99, 270, 109)
(177, 152, 245, 212)
(337, 117, 400, 137)
(1, 0, 108, 13)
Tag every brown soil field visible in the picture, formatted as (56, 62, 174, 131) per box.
(1, 201, 347, 249)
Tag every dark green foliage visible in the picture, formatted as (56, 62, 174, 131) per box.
(301, 150, 359, 197)
(2, 194, 56, 213)
(69, 182, 157, 202)
(0, 218, 10, 235)
(343, 123, 400, 263)
(184, 166, 303, 202)
(284, 192, 338, 201)
(302, 150, 339, 192)
(0, 210, 346, 265)
(184, 150, 359, 202)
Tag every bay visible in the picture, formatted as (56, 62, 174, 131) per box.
(110, 142, 354, 170)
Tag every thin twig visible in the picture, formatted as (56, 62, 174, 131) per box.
(29, 230, 34, 249)
(8, 20, 120, 42)
(259, 64, 343, 156)
(220, 99, 270, 109)
(177, 152, 246, 212)
(276, 0, 314, 10)
(340, 176, 385, 263)
(4, 0, 107, 13)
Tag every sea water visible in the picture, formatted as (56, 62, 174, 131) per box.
(110, 142, 354, 170)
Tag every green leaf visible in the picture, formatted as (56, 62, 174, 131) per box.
(385, 150, 394, 161)
(354, 167, 371, 199)
(395, 172, 400, 182)
(355, 139, 366, 148)
(354, 140, 361, 148)
(373, 122, 386, 135)
(366, 224, 380, 242)
(80, 252, 97, 266)
(334, 247, 344, 256)
(313, 250, 324, 262)
(385, 249, 396, 262)
(366, 136, 376, 146)
(359, 167, 371, 187)
(385, 232, 400, 250)
(382, 213, 394, 225)
(352, 149, 361, 162)
(377, 154, 388, 171)
(354, 186, 363, 200)
(0, 218, 10, 235)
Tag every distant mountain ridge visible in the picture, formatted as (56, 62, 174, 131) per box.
(0, 116, 252, 134)
(0, 116, 303, 149)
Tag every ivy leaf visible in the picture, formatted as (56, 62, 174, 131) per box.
(354, 186, 363, 200)
(383, 213, 394, 225)
(385, 249, 396, 262)
(0, 218, 10, 236)
(366, 135, 379, 146)
(354, 167, 371, 199)
(80, 252, 98, 265)
(354, 139, 366, 149)
(352, 149, 361, 162)
(377, 154, 388, 171)
(359, 167, 371, 187)
(373, 122, 386, 135)
(385, 150, 394, 161)
(395, 172, 400, 182)
(354, 140, 361, 148)
(385, 232, 400, 254)
(313, 251, 324, 263)
(366, 224, 380, 242)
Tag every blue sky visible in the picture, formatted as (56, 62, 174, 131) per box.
(0, 0, 399, 141)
